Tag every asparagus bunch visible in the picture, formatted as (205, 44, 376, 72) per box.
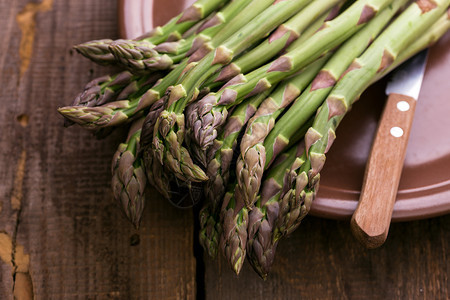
(59, 0, 449, 278)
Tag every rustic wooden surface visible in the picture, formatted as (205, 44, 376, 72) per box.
(0, 1, 195, 299)
(0, 1, 448, 299)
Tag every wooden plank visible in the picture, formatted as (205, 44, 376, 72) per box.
(204, 214, 449, 299)
(0, 1, 196, 299)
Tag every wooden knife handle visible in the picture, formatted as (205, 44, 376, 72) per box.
(351, 93, 417, 248)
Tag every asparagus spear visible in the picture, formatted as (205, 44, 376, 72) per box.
(271, 149, 312, 241)
(205, 90, 275, 204)
(199, 203, 222, 258)
(236, 54, 331, 209)
(64, 71, 132, 126)
(372, 10, 450, 84)
(188, 0, 394, 154)
(73, 39, 116, 65)
(111, 118, 147, 228)
(74, 0, 228, 65)
(153, 0, 312, 182)
(219, 188, 248, 274)
(142, 0, 230, 44)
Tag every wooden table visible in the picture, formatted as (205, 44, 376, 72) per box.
(0, 1, 448, 299)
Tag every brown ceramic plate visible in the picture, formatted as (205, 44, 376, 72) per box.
(118, 0, 450, 221)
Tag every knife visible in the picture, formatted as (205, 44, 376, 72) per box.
(351, 50, 429, 249)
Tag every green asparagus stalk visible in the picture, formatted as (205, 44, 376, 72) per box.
(109, 41, 174, 72)
(205, 90, 275, 205)
(72, 39, 138, 67)
(278, 0, 449, 240)
(74, 0, 228, 65)
(73, 39, 117, 65)
(153, 0, 312, 182)
(372, 10, 450, 84)
(199, 89, 274, 258)
(111, 118, 147, 228)
(188, 0, 394, 154)
(219, 188, 248, 275)
(64, 71, 133, 126)
(236, 54, 331, 209)
(199, 202, 222, 258)
(264, 0, 409, 170)
(141, 99, 208, 204)
(143, 105, 207, 205)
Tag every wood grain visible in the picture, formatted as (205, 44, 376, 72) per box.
(0, 1, 195, 299)
(352, 93, 417, 248)
(204, 215, 450, 299)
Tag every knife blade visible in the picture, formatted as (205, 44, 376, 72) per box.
(351, 50, 429, 249)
